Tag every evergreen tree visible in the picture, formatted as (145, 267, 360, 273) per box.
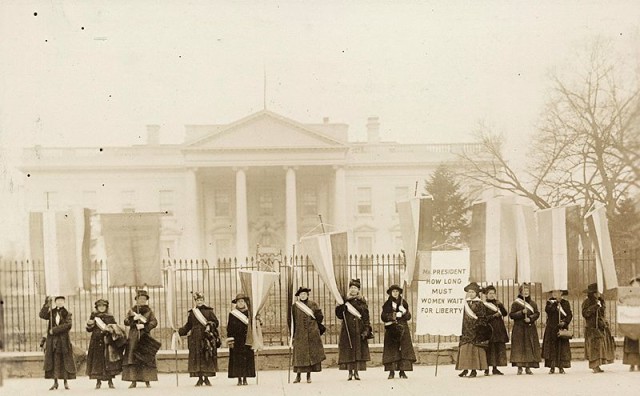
(425, 164, 470, 248)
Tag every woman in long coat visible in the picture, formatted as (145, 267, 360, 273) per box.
(582, 283, 615, 373)
(456, 282, 488, 378)
(122, 290, 159, 388)
(291, 287, 326, 383)
(226, 293, 256, 386)
(542, 290, 572, 374)
(178, 292, 220, 386)
(623, 276, 640, 371)
(483, 285, 508, 376)
(86, 299, 120, 388)
(335, 278, 371, 381)
(509, 283, 541, 374)
(381, 284, 416, 379)
(39, 296, 76, 390)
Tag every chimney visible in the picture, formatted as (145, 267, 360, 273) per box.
(146, 125, 160, 145)
(366, 116, 380, 143)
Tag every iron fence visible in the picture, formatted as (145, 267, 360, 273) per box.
(0, 249, 637, 352)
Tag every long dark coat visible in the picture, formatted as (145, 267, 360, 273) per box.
(39, 304, 77, 379)
(178, 305, 219, 377)
(381, 297, 416, 369)
(335, 295, 371, 370)
(122, 305, 159, 382)
(86, 311, 121, 379)
(542, 298, 572, 368)
(226, 310, 256, 378)
(292, 300, 326, 371)
(509, 296, 541, 367)
(582, 296, 615, 368)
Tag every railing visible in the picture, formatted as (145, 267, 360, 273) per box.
(0, 250, 637, 352)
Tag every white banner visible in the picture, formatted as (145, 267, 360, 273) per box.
(415, 250, 470, 336)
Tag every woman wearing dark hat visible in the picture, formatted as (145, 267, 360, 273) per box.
(178, 292, 220, 386)
(623, 276, 640, 371)
(86, 299, 120, 389)
(226, 293, 256, 385)
(291, 287, 326, 383)
(39, 296, 76, 390)
(509, 283, 541, 374)
(335, 278, 371, 380)
(381, 284, 416, 379)
(456, 282, 488, 378)
(122, 289, 159, 388)
(542, 290, 572, 374)
(582, 283, 615, 373)
(482, 285, 509, 376)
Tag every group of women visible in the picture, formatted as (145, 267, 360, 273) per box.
(38, 276, 640, 389)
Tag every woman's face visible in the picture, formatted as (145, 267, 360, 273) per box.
(235, 299, 246, 309)
(391, 289, 400, 298)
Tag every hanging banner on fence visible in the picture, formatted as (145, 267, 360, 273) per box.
(101, 213, 163, 287)
(415, 250, 470, 336)
(29, 209, 91, 295)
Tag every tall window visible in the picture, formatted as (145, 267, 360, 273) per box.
(121, 190, 135, 213)
(259, 189, 274, 216)
(394, 186, 409, 212)
(159, 190, 174, 215)
(357, 187, 372, 215)
(302, 188, 318, 216)
(82, 191, 97, 210)
(214, 189, 230, 217)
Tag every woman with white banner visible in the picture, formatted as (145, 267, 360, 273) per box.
(456, 282, 489, 378)
(178, 292, 220, 386)
(622, 276, 640, 372)
(226, 293, 256, 386)
(508, 283, 541, 375)
(542, 290, 572, 374)
(582, 283, 616, 373)
(335, 279, 372, 381)
(85, 299, 122, 389)
(381, 284, 416, 379)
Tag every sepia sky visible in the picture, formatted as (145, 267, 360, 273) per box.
(0, 1, 639, 250)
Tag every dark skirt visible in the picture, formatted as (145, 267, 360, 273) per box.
(486, 342, 507, 367)
(455, 343, 488, 370)
(293, 362, 322, 373)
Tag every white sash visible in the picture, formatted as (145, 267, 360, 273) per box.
(230, 309, 249, 325)
(514, 298, 535, 314)
(483, 301, 499, 313)
(295, 301, 316, 319)
(94, 316, 107, 331)
(345, 302, 363, 320)
(464, 298, 479, 320)
(192, 307, 209, 327)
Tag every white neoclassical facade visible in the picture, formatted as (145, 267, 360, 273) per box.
(20, 110, 487, 260)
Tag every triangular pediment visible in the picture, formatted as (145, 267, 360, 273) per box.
(185, 110, 347, 150)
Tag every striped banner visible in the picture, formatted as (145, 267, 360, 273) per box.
(300, 231, 349, 304)
(469, 198, 517, 282)
(535, 206, 581, 292)
(585, 204, 618, 292)
(397, 198, 435, 285)
(101, 213, 163, 287)
(29, 209, 91, 296)
(238, 270, 280, 352)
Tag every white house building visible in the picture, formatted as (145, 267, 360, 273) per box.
(20, 110, 488, 260)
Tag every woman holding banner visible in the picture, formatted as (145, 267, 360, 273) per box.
(178, 292, 220, 386)
(623, 276, 640, 371)
(483, 285, 508, 376)
(226, 293, 256, 386)
(336, 279, 371, 381)
(542, 290, 572, 374)
(509, 283, 541, 375)
(122, 290, 160, 388)
(291, 287, 326, 383)
(456, 282, 488, 378)
(86, 299, 121, 389)
(39, 296, 76, 390)
(381, 284, 416, 379)
(582, 283, 615, 373)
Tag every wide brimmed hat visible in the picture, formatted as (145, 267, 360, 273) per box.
(192, 291, 205, 301)
(629, 276, 640, 285)
(484, 285, 497, 293)
(94, 299, 109, 308)
(386, 284, 403, 295)
(232, 293, 249, 304)
(584, 283, 598, 294)
(135, 290, 150, 299)
(295, 287, 311, 296)
(349, 278, 361, 289)
(464, 282, 480, 293)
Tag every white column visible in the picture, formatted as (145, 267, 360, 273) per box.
(184, 168, 202, 258)
(334, 166, 347, 228)
(235, 167, 249, 260)
(285, 166, 298, 253)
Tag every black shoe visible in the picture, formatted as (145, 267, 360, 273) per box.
(203, 377, 212, 386)
(492, 368, 504, 375)
(549, 368, 555, 374)
(49, 381, 58, 391)
(388, 371, 394, 379)
(559, 368, 565, 374)
(525, 368, 533, 375)
(484, 369, 490, 376)
(399, 371, 407, 379)
(458, 370, 468, 377)
(96, 380, 102, 389)
(353, 371, 360, 380)
(63, 380, 69, 390)
(293, 374, 301, 383)
(469, 370, 477, 378)
(108, 379, 115, 389)
(128, 382, 137, 389)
